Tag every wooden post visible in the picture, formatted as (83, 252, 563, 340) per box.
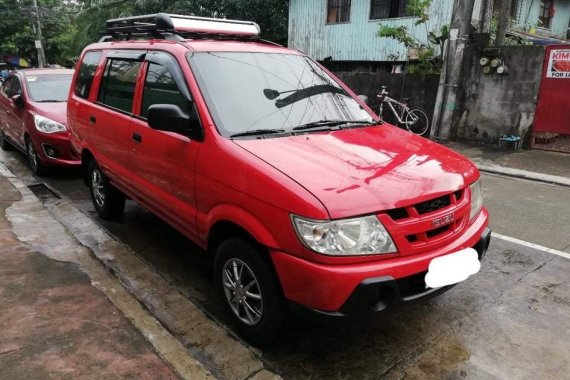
(495, 0, 513, 46)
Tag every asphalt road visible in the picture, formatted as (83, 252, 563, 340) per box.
(1, 148, 569, 379)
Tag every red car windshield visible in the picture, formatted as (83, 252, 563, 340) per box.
(25, 74, 73, 103)
(188, 52, 374, 137)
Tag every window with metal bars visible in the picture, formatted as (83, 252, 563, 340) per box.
(327, 0, 352, 23)
(370, 0, 408, 20)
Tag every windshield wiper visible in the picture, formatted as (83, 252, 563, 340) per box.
(230, 128, 287, 138)
(292, 120, 376, 131)
(272, 85, 346, 109)
(36, 99, 65, 103)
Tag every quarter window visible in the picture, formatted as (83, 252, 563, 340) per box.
(370, 0, 408, 19)
(327, 0, 351, 23)
(75, 51, 101, 99)
(98, 59, 141, 113)
(141, 63, 189, 118)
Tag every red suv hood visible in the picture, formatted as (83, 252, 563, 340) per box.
(31, 102, 68, 125)
(233, 125, 479, 219)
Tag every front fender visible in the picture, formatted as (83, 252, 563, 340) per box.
(202, 203, 280, 249)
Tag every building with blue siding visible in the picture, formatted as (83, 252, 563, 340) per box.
(289, 0, 570, 63)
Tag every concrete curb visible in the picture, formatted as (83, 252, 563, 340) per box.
(478, 164, 570, 188)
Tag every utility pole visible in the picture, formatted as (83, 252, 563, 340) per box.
(32, 0, 47, 68)
(431, 0, 476, 139)
(495, 0, 513, 46)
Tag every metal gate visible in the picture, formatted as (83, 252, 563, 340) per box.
(532, 44, 570, 153)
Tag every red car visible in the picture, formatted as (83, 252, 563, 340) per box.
(68, 14, 490, 344)
(0, 68, 80, 175)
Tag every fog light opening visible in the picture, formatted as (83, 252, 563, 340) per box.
(42, 144, 57, 159)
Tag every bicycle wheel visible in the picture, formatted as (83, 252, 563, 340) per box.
(404, 108, 430, 136)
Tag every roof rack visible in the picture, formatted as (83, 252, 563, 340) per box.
(104, 13, 261, 41)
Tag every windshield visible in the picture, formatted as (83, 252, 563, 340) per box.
(188, 52, 374, 137)
(25, 74, 73, 102)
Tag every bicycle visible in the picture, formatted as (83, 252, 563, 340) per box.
(376, 86, 430, 136)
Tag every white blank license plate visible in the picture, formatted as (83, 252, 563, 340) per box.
(425, 248, 481, 289)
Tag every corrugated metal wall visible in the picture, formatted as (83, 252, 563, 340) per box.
(288, 0, 455, 61)
(289, 0, 570, 62)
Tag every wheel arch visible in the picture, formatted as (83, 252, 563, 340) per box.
(208, 218, 285, 299)
(205, 204, 280, 250)
(81, 148, 95, 186)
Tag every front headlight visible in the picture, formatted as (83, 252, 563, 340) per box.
(34, 115, 66, 133)
(470, 180, 483, 220)
(291, 215, 397, 256)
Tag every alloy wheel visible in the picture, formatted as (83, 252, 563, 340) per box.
(91, 169, 106, 208)
(27, 141, 38, 173)
(222, 258, 263, 326)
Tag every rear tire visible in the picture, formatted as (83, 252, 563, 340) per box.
(0, 131, 12, 151)
(87, 159, 125, 220)
(214, 238, 285, 346)
(404, 108, 430, 136)
(26, 137, 45, 176)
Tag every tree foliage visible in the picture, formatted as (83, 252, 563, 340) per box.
(376, 0, 448, 75)
(0, 0, 289, 67)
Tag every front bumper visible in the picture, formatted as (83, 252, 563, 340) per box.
(32, 131, 81, 167)
(271, 208, 490, 315)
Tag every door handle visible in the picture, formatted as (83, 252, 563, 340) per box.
(132, 133, 142, 143)
(89, 115, 96, 124)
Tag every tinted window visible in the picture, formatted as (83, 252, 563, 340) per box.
(141, 63, 189, 118)
(3, 77, 22, 98)
(370, 0, 408, 19)
(26, 74, 72, 102)
(75, 51, 101, 99)
(98, 59, 141, 113)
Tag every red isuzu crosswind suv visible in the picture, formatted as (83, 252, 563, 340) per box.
(67, 14, 490, 344)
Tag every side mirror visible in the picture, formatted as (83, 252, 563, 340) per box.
(11, 94, 24, 109)
(147, 104, 203, 141)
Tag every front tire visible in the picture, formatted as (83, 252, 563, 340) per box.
(26, 138, 45, 176)
(404, 108, 430, 136)
(88, 159, 125, 220)
(0, 131, 12, 151)
(214, 238, 285, 346)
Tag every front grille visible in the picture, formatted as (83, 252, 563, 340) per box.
(387, 208, 409, 220)
(426, 225, 450, 238)
(384, 189, 467, 248)
(415, 195, 451, 215)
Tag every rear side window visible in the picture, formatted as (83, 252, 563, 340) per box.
(75, 51, 101, 99)
(98, 59, 141, 113)
(141, 63, 190, 118)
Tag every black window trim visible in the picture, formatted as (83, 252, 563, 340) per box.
(129, 50, 194, 122)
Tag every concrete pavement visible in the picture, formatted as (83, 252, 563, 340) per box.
(445, 141, 570, 187)
(1, 142, 570, 379)
(0, 165, 217, 379)
(0, 176, 184, 379)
